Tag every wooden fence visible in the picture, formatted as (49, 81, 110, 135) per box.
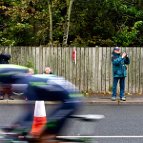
(0, 46, 143, 95)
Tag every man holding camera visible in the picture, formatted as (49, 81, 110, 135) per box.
(111, 47, 130, 101)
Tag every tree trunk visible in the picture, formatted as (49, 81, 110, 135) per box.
(48, 0, 53, 45)
(62, 0, 74, 47)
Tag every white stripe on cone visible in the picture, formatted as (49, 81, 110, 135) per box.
(34, 101, 46, 117)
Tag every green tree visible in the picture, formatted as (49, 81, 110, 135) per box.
(113, 21, 143, 46)
(1, 0, 143, 47)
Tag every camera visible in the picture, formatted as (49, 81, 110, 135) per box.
(123, 52, 128, 57)
(125, 52, 128, 57)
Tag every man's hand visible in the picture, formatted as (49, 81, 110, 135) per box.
(122, 52, 127, 58)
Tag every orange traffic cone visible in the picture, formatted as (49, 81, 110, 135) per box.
(30, 101, 47, 136)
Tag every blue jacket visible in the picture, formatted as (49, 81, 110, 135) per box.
(112, 53, 130, 77)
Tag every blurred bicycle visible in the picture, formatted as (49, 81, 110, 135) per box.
(0, 64, 105, 143)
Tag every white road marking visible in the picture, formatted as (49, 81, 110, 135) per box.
(57, 136, 143, 138)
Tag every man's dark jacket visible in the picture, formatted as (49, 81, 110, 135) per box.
(112, 52, 130, 77)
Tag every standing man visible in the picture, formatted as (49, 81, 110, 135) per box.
(0, 53, 13, 100)
(111, 47, 130, 101)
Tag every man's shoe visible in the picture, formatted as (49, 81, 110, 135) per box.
(120, 97, 126, 101)
(8, 96, 14, 100)
(111, 97, 116, 101)
(0, 96, 4, 100)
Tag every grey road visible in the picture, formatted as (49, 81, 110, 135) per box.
(1, 104, 143, 143)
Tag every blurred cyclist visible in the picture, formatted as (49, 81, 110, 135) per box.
(0, 64, 82, 141)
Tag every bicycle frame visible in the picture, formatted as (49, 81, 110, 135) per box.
(0, 114, 104, 143)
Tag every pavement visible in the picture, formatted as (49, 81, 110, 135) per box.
(0, 95, 143, 105)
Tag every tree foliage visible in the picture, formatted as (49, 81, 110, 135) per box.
(0, 0, 143, 46)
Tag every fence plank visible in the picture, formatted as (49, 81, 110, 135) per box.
(88, 47, 94, 93)
(98, 47, 102, 92)
(102, 47, 106, 93)
(105, 47, 110, 93)
(95, 47, 99, 92)
(141, 48, 143, 94)
(91, 48, 96, 92)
